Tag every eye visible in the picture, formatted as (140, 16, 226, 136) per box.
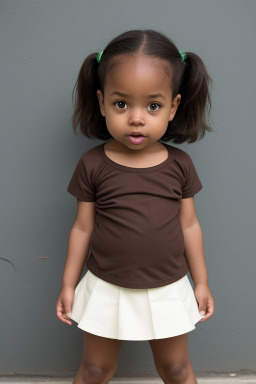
(148, 103, 161, 111)
(115, 101, 127, 109)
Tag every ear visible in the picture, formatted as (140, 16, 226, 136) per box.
(97, 90, 105, 116)
(169, 94, 181, 121)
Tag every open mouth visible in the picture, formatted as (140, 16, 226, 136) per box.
(128, 131, 145, 137)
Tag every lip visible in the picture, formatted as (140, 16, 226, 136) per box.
(127, 135, 146, 144)
(128, 131, 145, 136)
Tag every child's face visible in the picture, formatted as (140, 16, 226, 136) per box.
(97, 55, 181, 151)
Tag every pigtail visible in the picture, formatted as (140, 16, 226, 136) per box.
(71, 53, 109, 140)
(168, 52, 213, 144)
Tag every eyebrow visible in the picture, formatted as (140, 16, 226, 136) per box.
(110, 91, 166, 100)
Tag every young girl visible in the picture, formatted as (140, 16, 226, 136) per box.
(56, 29, 215, 384)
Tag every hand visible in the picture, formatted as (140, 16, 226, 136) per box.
(56, 286, 75, 326)
(194, 282, 214, 321)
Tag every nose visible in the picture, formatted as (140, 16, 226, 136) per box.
(128, 108, 145, 126)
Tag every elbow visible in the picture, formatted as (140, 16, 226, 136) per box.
(181, 217, 200, 232)
(71, 223, 94, 237)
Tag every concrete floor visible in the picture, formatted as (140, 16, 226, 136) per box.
(1, 376, 256, 384)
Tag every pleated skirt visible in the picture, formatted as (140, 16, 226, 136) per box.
(67, 269, 204, 341)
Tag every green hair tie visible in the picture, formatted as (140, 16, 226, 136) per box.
(97, 50, 104, 63)
(179, 50, 186, 63)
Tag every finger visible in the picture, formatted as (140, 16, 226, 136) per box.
(56, 300, 72, 325)
(206, 301, 215, 317)
(198, 299, 207, 317)
(56, 299, 64, 319)
(63, 302, 73, 324)
(64, 304, 72, 318)
(63, 302, 73, 322)
(63, 314, 73, 325)
(200, 312, 212, 321)
(57, 310, 72, 325)
(200, 300, 214, 321)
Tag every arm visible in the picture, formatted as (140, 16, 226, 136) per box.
(56, 200, 95, 325)
(179, 197, 208, 285)
(62, 200, 95, 288)
(179, 197, 214, 320)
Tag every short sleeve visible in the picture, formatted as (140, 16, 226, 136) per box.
(181, 153, 203, 198)
(67, 155, 96, 201)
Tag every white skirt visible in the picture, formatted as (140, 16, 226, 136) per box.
(67, 269, 204, 341)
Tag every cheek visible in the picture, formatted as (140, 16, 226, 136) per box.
(106, 110, 124, 123)
(104, 112, 120, 129)
(164, 107, 173, 121)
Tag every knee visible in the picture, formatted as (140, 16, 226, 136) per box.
(81, 361, 117, 384)
(156, 360, 189, 384)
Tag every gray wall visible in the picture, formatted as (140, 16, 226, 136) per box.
(1, 0, 255, 377)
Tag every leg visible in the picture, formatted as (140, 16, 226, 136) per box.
(148, 333, 197, 384)
(73, 331, 123, 384)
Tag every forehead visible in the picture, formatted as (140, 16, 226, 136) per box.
(104, 55, 173, 96)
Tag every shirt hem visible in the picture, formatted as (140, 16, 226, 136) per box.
(86, 263, 189, 289)
(182, 183, 203, 198)
(67, 186, 96, 201)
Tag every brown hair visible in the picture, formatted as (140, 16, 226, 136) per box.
(71, 29, 213, 144)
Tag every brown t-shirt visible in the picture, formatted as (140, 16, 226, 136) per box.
(67, 142, 202, 289)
